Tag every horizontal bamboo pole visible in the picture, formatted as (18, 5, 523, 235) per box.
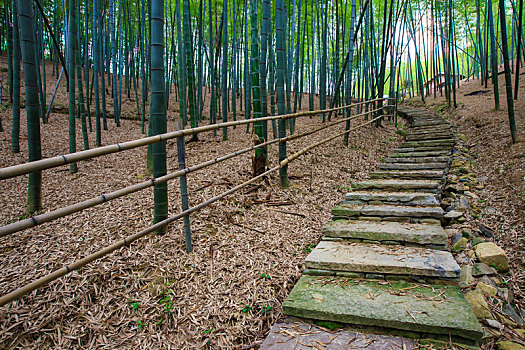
(0, 105, 392, 307)
(0, 106, 385, 238)
(0, 138, 281, 238)
(282, 113, 386, 167)
(0, 98, 388, 180)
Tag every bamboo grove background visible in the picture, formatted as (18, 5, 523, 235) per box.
(0, 0, 522, 214)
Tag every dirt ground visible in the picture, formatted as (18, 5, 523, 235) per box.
(406, 67, 525, 313)
(0, 56, 401, 348)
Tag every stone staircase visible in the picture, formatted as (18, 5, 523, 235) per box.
(261, 107, 484, 348)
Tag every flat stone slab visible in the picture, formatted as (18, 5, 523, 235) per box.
(332, 204, 444, 220)
(305, 241, 460, 278)
(390, 150, 450, 158)
(344, 191, 439, 206)
(260, 317, 417, 349)
(322, 220, 447, 246)
(407, 134, 456, 142)
(394, 146, 453, 152)
(402, 140, 455, 148)
(351, 179, 441, 192)
(360, 205, 444, 219)
(385, 156, 449, 163)
(283, 276, 483, 343)
(379, 162, 448, 170)
(370, 170, 444, 180)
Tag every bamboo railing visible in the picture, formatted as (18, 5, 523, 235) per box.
(0, 98, 395, 307)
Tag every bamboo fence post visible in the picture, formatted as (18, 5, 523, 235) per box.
(176, 120, 192, 253)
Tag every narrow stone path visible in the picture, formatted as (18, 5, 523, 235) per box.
(261, 107, 484, 349)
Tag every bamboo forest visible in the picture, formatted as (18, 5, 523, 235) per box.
(0, 0, 525, 347)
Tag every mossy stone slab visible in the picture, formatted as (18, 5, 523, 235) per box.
(305, 241, 460, 278)
(360, 205, 444, 219)
(283, 276, 483, 342)
(322, 220, 447, 246)
(351, 179, 441, 192)
(390, 151, 450, 158)
(344, 191, 439, 206)
(385, 156, 450, 163)
(370, 170, 444, 180)
(379, 162, 448, 171)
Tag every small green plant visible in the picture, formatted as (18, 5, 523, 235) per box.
(136, 320, 143, 330)
(130, 302, 140, 310)
(260, 305, 272, 314)
(202, 328, 213, 334)
(260, 273, 271, 280)
(303, 243, 316, 253)
(241, 304, 251, 313)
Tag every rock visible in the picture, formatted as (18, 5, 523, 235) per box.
(479, 275, 498, 288)
(445, 228, 457, 236)
(462, 228, 473, 238)
(475, 242, 509, 272)
(496, 341, 525, 350)
(486, 206, 497, 214)
(498, 288, 509, 301)
(476, 282, 498, 296)
(478, 176, 489, 182)
(465, 289, 493, 319)
(472, 263, 497, 277)
(460, 266, 475, 287)
(451, 233, 463, 246)
(466, 250, 476, 259)
(504, 303, 524, 326)
(478, 223, 496, 238)
(452, 237, 468, 253)
(472, 237, 485, 246)
(457, 197, 471, 212)
(483, 319, 503, 329)
(445, 210, 464, 220)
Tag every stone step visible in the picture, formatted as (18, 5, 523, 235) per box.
(344, 191, 439, 206)
(379, 163, 447, 171)
(413, 120, 451, 127)
(261, 317, 416, 349)
(283, 276, 483, 345)
(369, 170, 444, 180)
(402, 140, 455, 148)
(385, 156, 450, 163)
(390, 150, 450, 158)
(332, 204, 444, 222)
(394, 146, 453, 153)
(410, 129, 453, 136)
(351, 179, 442, 193)
(322, 220, 447, 248)
(407, 134, 455, 142)
(412, 124, 452, 130)
(304, 241, 460, 281)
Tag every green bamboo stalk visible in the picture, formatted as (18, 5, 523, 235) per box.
(11, 0, 20, 154)
(488, 0, 501, 109)
(221, 0, 228, 141)
(250, 0, 265, 176)
(499, 0, 519, 143)
(151, 0, 168, 233)
(17, 0, 42, 214)
(275, 0, 288, 187)
(68, 0, 78, 174)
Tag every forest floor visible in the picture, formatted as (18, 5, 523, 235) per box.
(0, 56, 402, 348)
(405, 67, 525, 316)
